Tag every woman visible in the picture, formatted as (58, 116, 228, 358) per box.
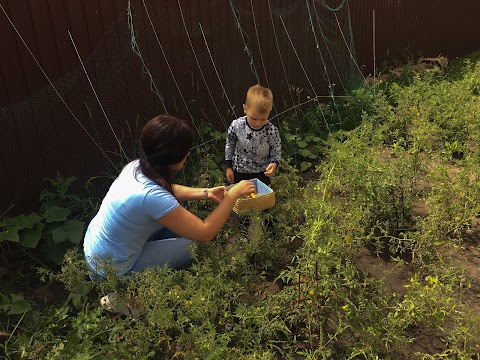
(83, 115, 255, 279)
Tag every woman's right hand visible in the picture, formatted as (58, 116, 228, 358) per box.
(228, 180, 256, 199)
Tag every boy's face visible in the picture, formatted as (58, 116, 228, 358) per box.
(243, 104, 271, 129)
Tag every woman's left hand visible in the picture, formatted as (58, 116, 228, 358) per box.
(207, 186, 226, 204)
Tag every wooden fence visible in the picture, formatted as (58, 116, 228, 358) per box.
(1, 0, 480, 214)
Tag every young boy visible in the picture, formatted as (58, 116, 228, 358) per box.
(225, 84, 281, 186)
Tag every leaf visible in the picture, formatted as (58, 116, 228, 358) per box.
(305, 135, 322, 143)
(41, 241, 72, 265)
(0, 293, 10, 311)
(0, 226, 20, 243)
(298, 148, 318, 159)
(19, 223, 45, 249)
(296, 140, 308, 148)
(69, 293, 84, 310)
(51, 220, 85, 244)
(23, 213, 42, 229)
(2, 215, 25, 228)
(43, 206, 70, 223)
(300, 161, 312, 172)
(8, 300, 32, 315)
(213, 169, 224, 178)
(211, 130, 223, 138)
(0, 293, 32, 315)
(284, 133, 296, 142)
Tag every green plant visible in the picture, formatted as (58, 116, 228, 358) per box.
(0, 175, 99, 264)
(281, 121, 325, 172)
(442, 140, 464, 160)
(420, 161, 480, 245)
(0, 293, 32, 316)
(0, 206, 85, 264)
(180, 122, 226, 187)
(38, 249, 95, 310)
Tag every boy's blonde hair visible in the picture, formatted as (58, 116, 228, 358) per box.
(245, 84, 273, 114)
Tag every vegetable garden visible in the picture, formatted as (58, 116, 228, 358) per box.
(1, 51, 480, 359)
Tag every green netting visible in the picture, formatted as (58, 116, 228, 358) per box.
(126, 0, 363, 133)
(0, 0, 363, 213)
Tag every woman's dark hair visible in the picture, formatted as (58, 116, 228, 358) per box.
(136, 115, 194, 194)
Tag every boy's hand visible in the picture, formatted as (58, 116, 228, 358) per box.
(264, 163, 277, 177)
(226, 168, 234, 184)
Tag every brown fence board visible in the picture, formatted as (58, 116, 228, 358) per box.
(46, 0, 81, 173)
(0, 1, 29, 106)
(47, 0, 78, 75)
(3, 1, 53, 205)
(28, 1, 64, 186)
(0, 1, 30, 211)
(97, 0, 124, 143)
(68, 0, 100, 149)
(29, 2, 62, 81)
(101, 0, 136, 131)
(350, 1, 480, 72)
(59, 0, 94, 177)
(8, 0, 44, 99)
(0, 71, 15, 209)
(0, 105, 34, 212)
(2, 0, 480, 215)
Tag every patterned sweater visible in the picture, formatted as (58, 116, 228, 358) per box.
(225, 116, 281, 173)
